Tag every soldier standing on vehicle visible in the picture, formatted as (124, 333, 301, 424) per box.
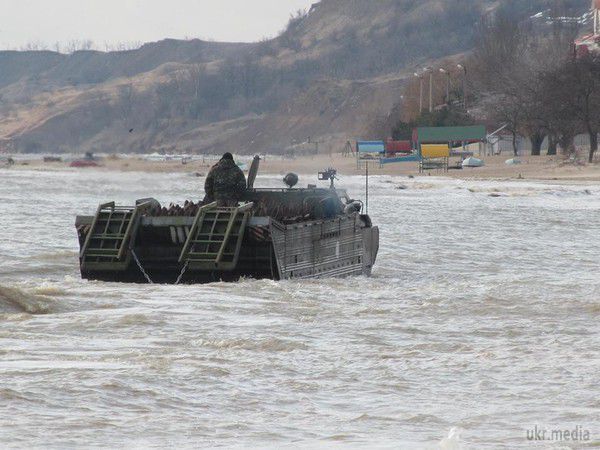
(204, 152, 247, 206)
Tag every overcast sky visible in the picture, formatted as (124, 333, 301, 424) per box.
(1, 0, 316, 51)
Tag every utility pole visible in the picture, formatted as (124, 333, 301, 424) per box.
(414, 72, 424, 113)
(457, 64, 468, 111)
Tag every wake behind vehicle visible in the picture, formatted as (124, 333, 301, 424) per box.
(75, 158, 379, 284)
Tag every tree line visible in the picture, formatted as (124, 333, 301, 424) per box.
(390, 1, 600, 162)
(471, 7, 600, 161)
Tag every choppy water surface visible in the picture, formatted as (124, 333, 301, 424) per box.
(1, 168, 599, 449)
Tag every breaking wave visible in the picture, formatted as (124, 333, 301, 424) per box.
(0, 284, 59, 314)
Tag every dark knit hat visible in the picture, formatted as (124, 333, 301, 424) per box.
(222, 152, 233, 161)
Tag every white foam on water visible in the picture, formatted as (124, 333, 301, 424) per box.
(439, 428, 465, 450)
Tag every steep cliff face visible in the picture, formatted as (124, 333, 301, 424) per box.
(0, 0, 589, 154)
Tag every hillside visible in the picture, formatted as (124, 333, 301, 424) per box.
(0, 0, 590, 155)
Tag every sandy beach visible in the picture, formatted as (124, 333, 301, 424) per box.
(8, 152, 600, 183)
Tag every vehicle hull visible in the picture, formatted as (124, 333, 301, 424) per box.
(76, 213, 379, 284)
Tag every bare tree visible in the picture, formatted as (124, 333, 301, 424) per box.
(537, 67, 581, 157)
(470, 9, 577, 156)
(64, 39, 95, 53)
(103, 41, 143, 52)
(552, 56, 600, 162)
(21, 40, 48, 51)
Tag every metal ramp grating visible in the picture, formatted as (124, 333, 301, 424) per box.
(80, 201, 150, 271)
(179, 202, 253, 271)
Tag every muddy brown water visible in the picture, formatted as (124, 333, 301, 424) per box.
(1, 169, 599, 449)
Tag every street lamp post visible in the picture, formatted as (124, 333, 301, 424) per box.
(439, 68, 450, 105)
(414, 72, 424, 113)
(457, 64, 468, 110)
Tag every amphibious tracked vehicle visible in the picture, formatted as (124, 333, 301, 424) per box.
(75, 158, 379, 284)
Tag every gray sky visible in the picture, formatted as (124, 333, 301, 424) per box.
(1, 0, 316, 51)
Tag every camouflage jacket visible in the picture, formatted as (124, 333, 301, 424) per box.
(204, 159, 247, 203)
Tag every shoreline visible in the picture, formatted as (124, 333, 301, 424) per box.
(5, 153, 600, 183)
